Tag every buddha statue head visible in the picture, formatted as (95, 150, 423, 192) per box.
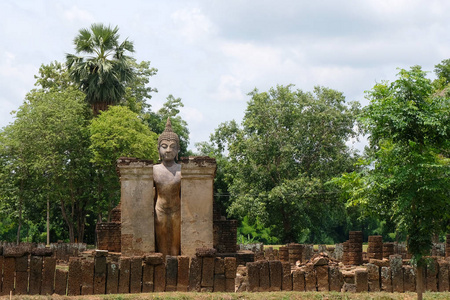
(158, 118, 180, 163)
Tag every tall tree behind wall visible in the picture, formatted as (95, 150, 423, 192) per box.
(208, 85, 361, 243)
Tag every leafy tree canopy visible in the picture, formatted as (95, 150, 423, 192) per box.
(206, 85, 361, 243)
(89, 105, 159, 167)
(66, 23, 136, 114)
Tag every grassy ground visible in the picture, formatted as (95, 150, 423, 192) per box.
(2, 292, 450, 300)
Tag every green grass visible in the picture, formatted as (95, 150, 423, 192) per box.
(8, 291, 450, 300)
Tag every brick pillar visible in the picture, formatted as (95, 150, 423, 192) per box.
(118, 158, 155, 256)
(15, 255, 28, 295)
(389, 254, 404, 293)
(68, 258, 82, 296)
(177, 256, 190, 291)
(54, 269, 68, 295)
(80, 260, 94, 295)
(165, 256, 178, 292)
(224, 257, 237, 292)
(118, 257, 131, 293)
(180, 157, 216, 257)
(106, 259, 119, 294)
(258, 261, 270, 291)
(268, 260, 282, 291)
(213, 257, 225, 292)
(188, 256, 202, 291)
(29, 256, 43, 295)
(129, 256, 143, 293)
(94, 253, 107, 294)
(41, 256, 56, 295)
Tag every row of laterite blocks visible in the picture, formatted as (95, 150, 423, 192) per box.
(244, 254, 450, 293)
(0, 247, 237, 296)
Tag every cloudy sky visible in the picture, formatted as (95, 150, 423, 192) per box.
(1, 0, 449, 151)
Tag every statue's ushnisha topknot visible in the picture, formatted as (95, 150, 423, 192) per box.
(158, 117, 180, 147)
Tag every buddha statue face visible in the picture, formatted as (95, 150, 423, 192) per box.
(157, 118, 180, 164)
(159, 139, 179, 163)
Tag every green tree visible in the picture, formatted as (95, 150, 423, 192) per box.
(207, 85, 360, 243)
(123, 60, 158, 114)
(0, 82, 93, 243)
(434, 59, 450, 89)
(66, 23, 135, 115)
(89, 106, 159, 220)
(337, 66, 450, 300)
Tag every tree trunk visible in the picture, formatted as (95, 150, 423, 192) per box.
(59, 198, 75, 243)
(417, 265, 423, 300)
(47, 198, 50, 245)
(16, 201, 22, 245)
(92, 102, 109, 116)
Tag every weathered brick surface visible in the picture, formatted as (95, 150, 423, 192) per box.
(196, 247, 217, 257)
(355, 269, 368, 292)
(94, 255, 107, 294)
(144, 253, 164, 265)
(106, 261, 119, 294)
(426, 258, 438, 292)
(438, 261, 449, 292)
(201, 257, 215, 288)
(214, 274, 226, 292)
(68, 258, 82, 296)
(41, 256, 56, 295)
(214, 257, 224, 274)
(329, 265, 343, 292)
(29, 256, 43, 295)
(315, 265, 329, 291)
(292, 269, 305, 291)
(366, 263, 380, 292)
(269, 260, 282, 291)
(188, 256, 202, 292)
(224, 257, 237, 279)
(380, 266, 392, 292)
(81, 260, 94, 295)
(118, 257, 131, 293)
(154, 263, 166, 292)
(129, 257, 142, 293)
(256, 261, 269, 291)
(389, 254, 403, 293)
(142, 264, 154, 293)
(247, 262, 259, 292)
(165, 256, 178, 292)
(225, 278, 235, 292)
(281, 261, 292, 291)
(213, 220, 237, 253)
(304, 265, 316, 291)
(403, 265, 416, 292)
(54, 269, 68, 295)
(177, 256, 190, 291)
(15, 255, 28, 295)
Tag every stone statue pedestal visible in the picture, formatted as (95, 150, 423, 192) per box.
(117, 157, 155, 256)
(180, 157, 216, 257)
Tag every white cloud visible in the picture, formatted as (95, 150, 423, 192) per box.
(63, 5, 95, 23)
(181, 106, 204, 124)
(213, 75, 245, 102)
(170, 7, 216, 43)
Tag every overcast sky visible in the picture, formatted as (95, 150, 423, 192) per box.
(1, 0, 449, 152)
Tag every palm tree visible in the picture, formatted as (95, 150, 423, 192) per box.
(66, 23, 135, 115)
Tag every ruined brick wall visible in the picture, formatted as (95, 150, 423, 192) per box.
(213, 220, 238, 253)
(96, 223, 121, 252)
(2, 245, 450, 295)
(96, 203, 121, 253)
